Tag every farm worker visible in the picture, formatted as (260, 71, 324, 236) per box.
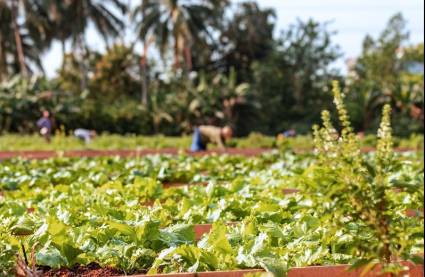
(36, 110, 52, 143)
(74, 129, 97, 144)
(277, 129, 296, 142)
(191, 125, 233, 152)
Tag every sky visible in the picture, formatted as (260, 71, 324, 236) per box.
(42, 0, 425, 77)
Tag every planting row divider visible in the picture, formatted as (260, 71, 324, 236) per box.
(0, 147, 419, 160)
(116, 262, 423, 277)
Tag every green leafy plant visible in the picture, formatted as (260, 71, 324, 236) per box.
(308, 81, 424, 275)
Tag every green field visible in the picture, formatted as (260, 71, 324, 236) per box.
(0, 133, 423, 152)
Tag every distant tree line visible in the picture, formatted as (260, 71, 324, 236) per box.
(0, 0, 423, 136)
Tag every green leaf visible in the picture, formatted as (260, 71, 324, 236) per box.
(108, 221, 136, 240)
(36, 244, 66, 269)
(258, 257, 288, 277)
(60, 243, 83, 266)
(410, 255, 424, 265)
(160, 224, 195, 246)
(199, 222, 233, 255)
(348, 258, 374, 270)
(47, 217, 67, 236)
(10, 217, 35, 236)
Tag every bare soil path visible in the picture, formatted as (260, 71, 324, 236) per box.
(0, 148, 269, 160)
(0, 147, 419, 160)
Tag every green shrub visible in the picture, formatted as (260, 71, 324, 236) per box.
(306, 81, 424, 275)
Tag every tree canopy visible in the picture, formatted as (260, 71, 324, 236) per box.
(0, 1, 423, 136)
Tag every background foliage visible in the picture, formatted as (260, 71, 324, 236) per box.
(0, 1, 423, 137)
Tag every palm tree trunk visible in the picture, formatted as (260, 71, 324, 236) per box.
(76, 0, 88, 92)
(363, 107, 371, 131)
(139, 7, 149, 106)
(183, 36, 192, 72)
(60, 39, 66, 72)
(11, 0, 27, 77)
(140, 56, 148, 106)
(174, 34, 180, 70)
(184, 40, 192, 71)
(77, 34, 87, 91)
(0, 35, 7, 82)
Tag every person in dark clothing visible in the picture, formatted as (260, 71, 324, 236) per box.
(36, 110, 52, 143)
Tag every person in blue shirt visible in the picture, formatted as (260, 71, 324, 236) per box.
(191, 125, 233, 152)
(36, 110, 52, 143)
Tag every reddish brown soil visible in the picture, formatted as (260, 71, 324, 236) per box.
(0, 148, 268, 160)
(286, 263, 423, 277)
(42, 263, 123, 277)
(113, 263, 424, 277)
(0, 147, 419, 160)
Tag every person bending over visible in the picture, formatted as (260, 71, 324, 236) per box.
(74, 128, 97, 144)
(191, 125, 233, 152)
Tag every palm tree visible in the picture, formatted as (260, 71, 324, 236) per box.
(0, 0, 51, 79)
(42, 0, 126, 90)
(0, 1, 12, 81)
(43, 0, 73, 64)
(11, 0, 27, 76)
(132, 0, 227, 105)
(133, 0, 225, 71)
(67, 0, 126, 45)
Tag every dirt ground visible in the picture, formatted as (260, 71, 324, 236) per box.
(42, 263, 124, 277)
(0, 146, 418, 160)
(0, 148, 270, 160)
